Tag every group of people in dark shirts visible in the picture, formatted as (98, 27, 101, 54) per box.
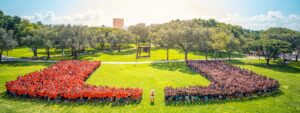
(164, 60, 279, 102)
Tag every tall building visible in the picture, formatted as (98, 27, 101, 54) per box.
(113, 18, 124, 29)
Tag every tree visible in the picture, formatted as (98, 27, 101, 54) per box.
(294, 36, 300, 62)
(115, 30, 132, 52)
(98, 27, 112, 51)
(87, 28, 98, 54)
(24, 27, 46, 59)
(40, 26, 56, 59)
(0, 28, 17, 63)
(128, 23, 150, 45)
(55, 25, 72, 58)
(152, 24, 175, 61)
(247, 39, 264, 60)
(128, 23, 150, 58)
(106, 30, 132, 52)
(106, 31, 118, 52)
(226, 36, 240, 60)
(211, 31, 230, 59)
(175, 22, 197, 62)
(194, 28, 212, 60)
(15, 19, 39, 46)
(260, 39, 291, 65)
(70, 26, 89, 59)
(241, 30, 261, 54)
(289, 32, 300, 62)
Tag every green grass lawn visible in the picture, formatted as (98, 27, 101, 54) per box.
(5, 47, 246, 61)
(0, 60, 299, 113)
(4, 47, 64, 59)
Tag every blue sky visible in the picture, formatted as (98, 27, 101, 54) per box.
(1, 0, 300, 31)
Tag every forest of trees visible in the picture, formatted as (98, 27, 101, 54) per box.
(1, 10, 300, 64)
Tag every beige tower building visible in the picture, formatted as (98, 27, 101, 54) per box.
(113, 18, 124, 29)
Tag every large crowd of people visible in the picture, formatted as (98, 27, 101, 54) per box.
(6, 60, 143, 102)
(164, 60, 279, 102)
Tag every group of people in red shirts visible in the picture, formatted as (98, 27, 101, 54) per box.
(165, 60, 279, 102)
(6, 60, 143, 102)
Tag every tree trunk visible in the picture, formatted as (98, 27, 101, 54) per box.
(71, 48, 74, 56)
(266, 58, 270, 65)
(118, 45, 121, 52)
(205, 50, 208, 61)
(74, 50, 78, 59)
(93, 49, 96, 54)
(263, 51, 270, 65)
(149, 43, 151, 57)
(296, 51, 299, 62)
(214, 51, 216, 60)
(184, 50, 188, 63)
(0, 49, 3, 63)
(61, 48, 65, 59)
(46, 48, 50, 59)
(272, 54, 277, 60)
(100, 43, 105, 51)
(282, 52, 286, 63)
(34, 50, 37, 58)
(166, 48, 169, 61)
(112, 43, 116, 52)
(32, 48, 38, 59)
(228, 52, 231, 61)
(136, 43, 139, 59)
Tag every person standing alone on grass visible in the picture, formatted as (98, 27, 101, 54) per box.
(150, 89, 155, 104)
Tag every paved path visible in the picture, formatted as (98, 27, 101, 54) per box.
(1, 55, 258, 64)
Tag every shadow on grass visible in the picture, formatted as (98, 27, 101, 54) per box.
(150, 62, 198, 75)
(48, 49, 135, 60)
(229, 60, 300, 74)
(0, 61, 52, 67)
(38, 51, 62, 56)
(77, 53, 102, 60)
(0, 91, 141, 107)
(165, 90, 283, 106)
(104, 49, 136, 56)
(174, 49, 246, 59)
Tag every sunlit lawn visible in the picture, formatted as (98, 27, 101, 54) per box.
(5, 47, 64, 59)
(0, 60, 299, 113)
(5, 47, 246, 61)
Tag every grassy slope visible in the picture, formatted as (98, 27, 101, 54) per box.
(0, 60, 299, 113)
(5, 47, 245, 61)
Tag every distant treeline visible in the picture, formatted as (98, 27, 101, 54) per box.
(1, 10, 300, 64)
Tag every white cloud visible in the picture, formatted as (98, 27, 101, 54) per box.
(215, 10, 300, 31)
(22, 9, 300, 31)
(22, 9, 104, 26)
(22, 11, 56, 22)
(220, 13, 241, 21)
(252, 11, 284, 21)
(288, 14, 300, 20)
(73, 10, 103, 21)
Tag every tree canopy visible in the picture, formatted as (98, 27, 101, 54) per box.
(1, 10, 300, 64)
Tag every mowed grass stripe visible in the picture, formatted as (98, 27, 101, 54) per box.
(86, 62, 210, 106)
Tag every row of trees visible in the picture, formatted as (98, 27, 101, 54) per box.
(128, 20, 300, 65)
(22, 25, 134, 59)
(0, 28, 17, 63)
(256, 28, 300, 64)
(1, 10, 300, 65)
